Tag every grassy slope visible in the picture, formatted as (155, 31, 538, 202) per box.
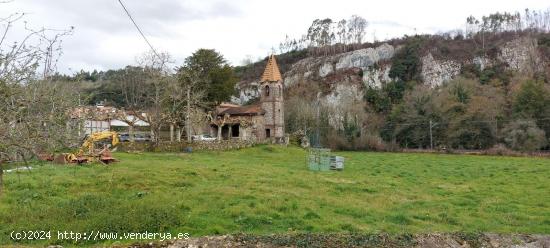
(0, 145, 549, 246)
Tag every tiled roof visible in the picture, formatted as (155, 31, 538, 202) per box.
(216, 102, 241, 114)
(260, 55, 282, 82)
(218, 104, 264, 116)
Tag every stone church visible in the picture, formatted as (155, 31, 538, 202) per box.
(210, 55, 285, 143)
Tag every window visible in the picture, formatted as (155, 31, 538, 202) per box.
(265, 85, 270, 96)
(265, 129, 271, 138)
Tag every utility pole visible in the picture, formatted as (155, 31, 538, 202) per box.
(315, 94, 320, 148)
(429, 120, 438, 150)
(429, 120, 433, 150)
(186, 87, 191, 142)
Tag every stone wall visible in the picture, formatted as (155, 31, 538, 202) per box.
(117, 140, 258, 153)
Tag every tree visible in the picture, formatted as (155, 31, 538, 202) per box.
(347, 15, 368, 44)
(183, 49, 237, 105)
(208, 112, 229, 141)
(503, 120, 547, 151)
(434, 78, 505, 149)
(135, 50, 174, 143)
(112, 66, 151, 141)
(513, 80, 548, 118)
(174, 67, 206, 141)
(0, 7, 75, 196)
(382, 85, 439, 148)
(285, 96, 317, 136)
(512, 80, 550, 140)
(306, 18, 334, 47)
(115, 66, 150, 109)
(336, 19, 348, 44)
(389, 36, 423, 82)
(364, 87, 391, 113)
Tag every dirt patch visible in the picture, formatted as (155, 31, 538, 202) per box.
(112, 233, 550, 248)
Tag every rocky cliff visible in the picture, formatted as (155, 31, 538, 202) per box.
(233, 34, 548, 105)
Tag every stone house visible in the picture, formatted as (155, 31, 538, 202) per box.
(210, 55, 285, 143)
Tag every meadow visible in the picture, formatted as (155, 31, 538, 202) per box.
(0, 145, 549, 246)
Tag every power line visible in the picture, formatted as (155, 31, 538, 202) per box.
(116, 0, 162, 61)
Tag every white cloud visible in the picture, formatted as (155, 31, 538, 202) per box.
(1, 0, 548, 73)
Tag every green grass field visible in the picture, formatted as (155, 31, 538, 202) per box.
(1, 145, 549, 246)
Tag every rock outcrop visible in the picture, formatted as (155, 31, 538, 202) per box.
(234, 36, 546, 105)
(362, 65, 392, 88)
(498, 37, 542, 73)
(318, 62, 333, 77)
(335, 44, 395, 70)
(421, 53, 462, 87)
(234, 43, 397, 104)
(231, 81, 260, 105)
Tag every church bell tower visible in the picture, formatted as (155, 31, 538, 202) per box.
(260, 55, 284, 142)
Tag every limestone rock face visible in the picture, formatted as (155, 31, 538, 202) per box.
(472, 56, 492, 71)
(421, 53, 461, 87)
(283, 73, 301, 88)
(232, 36, 547, 105)
(319, 62, 334, 77)
(362, 65, 392, 88)
(322, 83, 364, 130)
(498, 37, 542, 73)
(231, 81, 260, 105)
(279, 43, 396, 91)
(335, 43, 395, 71)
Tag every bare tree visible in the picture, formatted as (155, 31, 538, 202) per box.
(115, 109, 143, 142)
(347, 15, 368, 45)
(176, 67, 206, 142)
(0, 5, 74, 195)
(135, 50, 174, 143)
(115, 66, 150, 142)
(207, 112, 229, 141)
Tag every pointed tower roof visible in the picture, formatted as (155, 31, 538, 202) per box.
(260, 55, 282, 82)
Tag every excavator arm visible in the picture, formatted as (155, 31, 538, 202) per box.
(67, 131, 120, 164)
(78, 131, 120, 154)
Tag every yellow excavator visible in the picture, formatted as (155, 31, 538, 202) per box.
(61, 131, 120, 164)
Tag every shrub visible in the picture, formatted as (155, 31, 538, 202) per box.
(389, 36, 424, 82)
(502, 120, 547, 152)
(325, 132, 388, 151)
(355, 134, 387, 151)
(484, 144, 520, 156)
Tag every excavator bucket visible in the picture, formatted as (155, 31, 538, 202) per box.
(99, 148, 116, 164)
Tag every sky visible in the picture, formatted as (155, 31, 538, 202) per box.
(1, 0, 548, 74)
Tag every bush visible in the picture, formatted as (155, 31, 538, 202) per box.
(356, 134, 387, 151)
(325, 132, 388, 151)
(502, 120, 547, 152)
(389, 36, 424, 82)
(484, 144, 520, 156)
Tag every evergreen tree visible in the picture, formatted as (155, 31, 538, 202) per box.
(182, 49, 237, 105)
